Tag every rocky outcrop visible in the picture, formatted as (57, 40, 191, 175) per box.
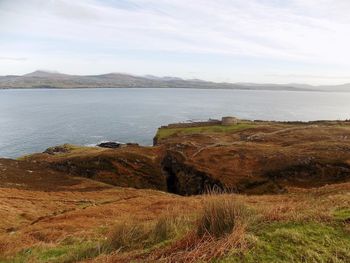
(267, 162, 350, 187)
(30, 146, 167, 192)
(97, 142, 125, 148)
(161, 151, 224, 195)
(43, 144, 72, 155)
(25, 120, 350, 196)
(97, 142, 139, 148)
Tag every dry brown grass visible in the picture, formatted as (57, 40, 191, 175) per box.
(2, 152, 350, 262)
(106, 222, 148, 251)
(2, 183, 350, 262)
(105, 213, 192, 253)
(144, 194, 253, 263)
(148, 223, 249, 262)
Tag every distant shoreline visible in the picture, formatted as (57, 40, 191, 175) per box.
(3, 70, 349, 92)
(0, 86, 328, 92)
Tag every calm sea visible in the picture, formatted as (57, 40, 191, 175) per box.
(1, 88, 350, 158)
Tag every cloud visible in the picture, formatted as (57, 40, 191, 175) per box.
(1, 0, 350, 84)
(267, 74, 350, 80)
(0, 56, 27, 61)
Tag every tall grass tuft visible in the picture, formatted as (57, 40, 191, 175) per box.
(197, 195, 250, 238)
(149, 194, 254, 262)
(152, 215, 180, 243)
(106, 214, 191, 252)
(106, 222, 149, 251)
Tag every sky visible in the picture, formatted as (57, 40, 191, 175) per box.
(1, 0, 350, 84)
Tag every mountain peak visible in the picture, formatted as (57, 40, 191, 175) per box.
(25, 70, 63, 77)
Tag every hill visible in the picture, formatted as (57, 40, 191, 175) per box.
(0, 70, 323, 91)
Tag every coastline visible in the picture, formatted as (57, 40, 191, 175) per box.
(2, 119, 350, 262)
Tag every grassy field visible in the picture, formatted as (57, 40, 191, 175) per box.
(155, 123, 254, 141)
(2, 186, 350, 263)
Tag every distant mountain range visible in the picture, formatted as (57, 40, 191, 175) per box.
(1, 70, 350, 92)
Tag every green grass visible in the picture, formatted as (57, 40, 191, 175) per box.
(18, 144, 92, 160)
(156, 123, 254, 141)
(38, 247, 70, 261)
(334, 208, 350, 222)
(0, 241, 103, 263)
(221, 222, 350, 263)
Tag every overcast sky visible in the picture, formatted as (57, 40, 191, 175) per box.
(1, 0, 350, 84)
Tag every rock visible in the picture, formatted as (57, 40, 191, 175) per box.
(97, 142, 125, 148)
(44, 145, 71, 155)
(6, 227, 17, 233)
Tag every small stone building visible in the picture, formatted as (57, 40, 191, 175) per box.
(221, 116, 238, 126)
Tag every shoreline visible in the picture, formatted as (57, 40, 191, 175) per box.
(0, 86, 323, 92)
(2, 119, 350, 159)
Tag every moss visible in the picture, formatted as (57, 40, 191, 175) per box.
(222, 222, 350, 263)
(156, 123, 254, 141)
